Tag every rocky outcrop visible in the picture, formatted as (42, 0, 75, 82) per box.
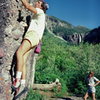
(63, 33, 85, 44)
(0, 0, 37, 99)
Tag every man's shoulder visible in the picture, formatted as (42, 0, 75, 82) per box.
(36, 8, 44, 14)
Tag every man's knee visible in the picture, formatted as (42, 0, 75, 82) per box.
(83, 96, 85, 100)
(16, 47, 24, 57)
(84, 96, 87, 100)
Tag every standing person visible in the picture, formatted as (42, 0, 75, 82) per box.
(84, 71, 100, 100)
(12, 0, 49, 94)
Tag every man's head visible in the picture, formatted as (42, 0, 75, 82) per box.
(35, 0, 49, 13)
(89, 71, 94, 77)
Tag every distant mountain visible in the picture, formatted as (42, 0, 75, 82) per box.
(46, 16, 90, 34)
(46, 16, 90, 44)
(84, 27, 100, 44)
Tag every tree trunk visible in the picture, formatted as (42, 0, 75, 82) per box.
(33, 82, 61, 91)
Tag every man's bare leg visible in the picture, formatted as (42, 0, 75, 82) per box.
(92, 93, 96, 100)
(21, 49, 32, 85)
(84, 92, 89, 100)
(13, 39, 32, 88)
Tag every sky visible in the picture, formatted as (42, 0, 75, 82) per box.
(46, 0, 100, 29)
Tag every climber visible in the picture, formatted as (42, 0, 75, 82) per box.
(11, 0, 49, 95)
(84, 71, 100, 100)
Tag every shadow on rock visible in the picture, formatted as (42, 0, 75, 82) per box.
(84, 27, 100, 44)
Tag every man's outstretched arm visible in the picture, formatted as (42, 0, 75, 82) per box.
(21, 0, 37, 14)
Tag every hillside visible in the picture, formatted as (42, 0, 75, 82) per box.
(46, 16, 90, 44)
(46, 16, 90, 34)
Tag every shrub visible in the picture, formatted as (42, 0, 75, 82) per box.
(25, 89, 45, 100)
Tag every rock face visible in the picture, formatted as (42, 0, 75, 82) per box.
(0, 0, 37, 99)
(84, 27, 100, 44)
(63, 33, 85, 44)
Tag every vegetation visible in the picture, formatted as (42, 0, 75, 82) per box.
(26, 29, 100, 99)
(53, 25, 90, 36)
(35, 30, 100, 98)
(25, 89, 45, 100)
(74, 26, 90, 33)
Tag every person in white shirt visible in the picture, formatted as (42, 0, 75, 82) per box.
(84, 72, 100, 100)
(12, 0, 49, 94)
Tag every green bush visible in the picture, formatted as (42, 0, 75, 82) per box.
(25, 89, 45, 100)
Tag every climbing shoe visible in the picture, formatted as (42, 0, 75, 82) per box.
(11, 78, 21, 90)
